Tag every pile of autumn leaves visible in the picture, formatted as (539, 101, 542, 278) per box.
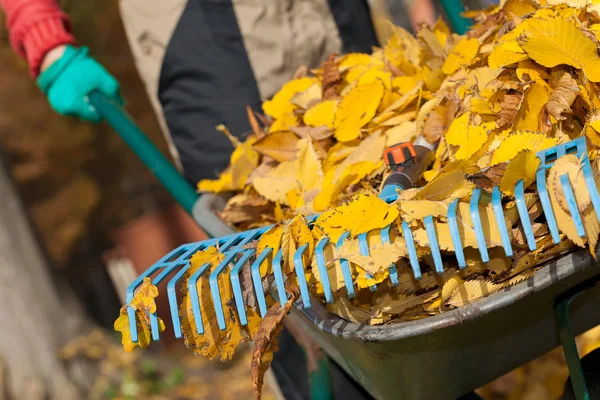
(116, 1, 600, 398)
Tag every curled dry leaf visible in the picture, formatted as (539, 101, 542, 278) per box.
(422, 105, 448, 143)
(251, 285, 300, 400)
(322, 53, 342, 100)
(466, 163, 508, 191)
(497, 90, 523, 128)
(546, 73, 581, 120)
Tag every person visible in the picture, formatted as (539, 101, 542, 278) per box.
(0, 1, 434, 399)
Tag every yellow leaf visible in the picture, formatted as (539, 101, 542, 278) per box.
(444, 280, 502, 307)
(442, 38, 480, 75)
(114, 277, 166, 352)
(253, 161, 299, 204)
(274, 202, 284, 221)
(311, 240, 346, 294)
(334, 81, 385, 142)
(414, 160, 479, 201)
(313, 161, 383, 211)
(385, 121, 417, 147)
(491, 131, 559, 165)
(291, 82, 322, 109)
(339, 53, 377, 69)
(499, 150, 540, 196)
(516, 60, 549, 83)
(334, 234, 406, 276)
(286, 188, 303, 210)
(519, 17, 600, 82)
(333, 131, 386, 180)
(488, 40, 528, 70)
(198, 136, 259, 193)
(392, 75, 423, 94)
(513, 83, 551, 130)
(281, 215, 316, 273)
(295, 139, 324, 192)
(440, 275, 464, 305)
(269, 112, 300, 133)
(384, 25, 422, 69)
(327, 297, 371, 323)
(252, 131, 300, 162)
(257, 223, 285, 275)
(263, 77, 316, 119)
(303, 100, 338, 128)
(315, 194, 400, 242)
(434, 17, 450, 48)
(445, 113, 490, 160)
(398, 199, 452, 222)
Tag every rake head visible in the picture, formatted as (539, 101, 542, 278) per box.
(124, 137, 600, 344)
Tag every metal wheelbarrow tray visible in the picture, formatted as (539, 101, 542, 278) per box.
(196, 194, 600, 400)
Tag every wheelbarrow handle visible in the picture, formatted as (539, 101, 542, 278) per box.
(88, 91, 199, 216)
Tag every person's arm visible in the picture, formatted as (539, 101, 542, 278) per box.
(1, 0, 122, 122)
(0, 0, 75, 77)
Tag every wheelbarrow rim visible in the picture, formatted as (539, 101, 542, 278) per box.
(295, 248, 600, 342)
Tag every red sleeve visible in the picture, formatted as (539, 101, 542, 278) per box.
(0, 0, 76, 77)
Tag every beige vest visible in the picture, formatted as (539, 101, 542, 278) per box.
(119, 0, 342, 168)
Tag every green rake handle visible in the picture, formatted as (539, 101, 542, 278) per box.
(88, 91, 200, 217)
(440, 0, 471, 34)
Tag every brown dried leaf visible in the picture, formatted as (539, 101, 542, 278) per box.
(422, 105, 448, 143)
(546, 73, 580, 121)
(251, 285, 300, 400)
(466, 163, 508, 191)
(322, 53, 341, 101)
(497, 90, 523, 128)
(221, 194, 274, 227)
(247, 105, 266, 139)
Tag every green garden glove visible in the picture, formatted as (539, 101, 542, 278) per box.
(37, 45, 123, 123)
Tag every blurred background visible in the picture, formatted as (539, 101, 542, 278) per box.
(1, 0, 600, 399)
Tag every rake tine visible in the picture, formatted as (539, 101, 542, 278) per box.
(315, 238, 334, 303)
(470, 188, 489, 262)
(536, 166, 561, 244)
(250, 248, 272, 317)
(149, 263, 184, 341)
(336, 231, 356, 298)
(447, 199, 466, 268)
(167, 264, 191, 338)
(189, 262, 212, 334)
(232, 229, 263, 252)
(424, 215, 444, 273)
(230, 249, 256, 326)
(515, 180, 536, 251)
(380, 225, 399, 286)
(209, 251, 239, 330)
(401, 221, 422, 279)
(272, 250, 288, 303)
(126, 264, 161, 343)
(293, 244, 312, 308)
(559, 174, 586, 238)
(358, 233, 378, 291)
(219, 235, 240, 251)
(491, 187, 513, 257)
(581, 155, 600, 222)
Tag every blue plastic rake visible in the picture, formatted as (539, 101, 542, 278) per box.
(125, 136, 600, 344)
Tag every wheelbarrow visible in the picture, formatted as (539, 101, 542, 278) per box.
(89, 82, 600, 400)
